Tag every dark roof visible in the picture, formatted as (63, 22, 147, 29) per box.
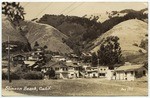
(12, 54, 26, 58)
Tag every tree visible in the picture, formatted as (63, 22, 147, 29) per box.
(34, 41, 39, 47)
(91, 52, 98, 67)
(139, 38, 148, 51)
(97, 36, 122, 67)
(2, 2, 25, 26)
(43, 45, 48, 49)
(73, 46, 82, 56)
(46, 69, 56, 79)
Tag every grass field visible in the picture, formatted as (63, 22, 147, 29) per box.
(2, 78, 148, 96)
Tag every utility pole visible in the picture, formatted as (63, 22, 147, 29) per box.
(7, 36, 11, 83)
(98, 58, 100, 66)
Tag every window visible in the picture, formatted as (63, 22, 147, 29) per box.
(131, 71, 134, 75)
(99, 73, 105, 76)
(113, 73, 116, 76)
(55, 67, 59, 71)
(62, 68, 67, 71)
(18, 57, 21, 60)
(71, 74, 74, 76)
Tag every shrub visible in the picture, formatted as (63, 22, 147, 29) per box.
(2, 72, 20, 80)
(10, 72, 20, 80)
(23, 71, 44, 80)
(133, 43, 138, 47)
(2, 72, 7, 80)
(139, 49, 143, 53)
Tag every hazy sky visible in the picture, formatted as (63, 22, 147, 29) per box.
(20, 2, 148, 20)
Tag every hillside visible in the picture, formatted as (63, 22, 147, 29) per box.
(85, 8, 148, 23)
(38, 8, 147, 54)
(2, 16, 31, 52)
(90, 19, 148, 56)
(20, 21, 73, 54)
(2, 16, 28, 44)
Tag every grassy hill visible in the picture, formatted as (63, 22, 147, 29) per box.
(38, 8, 147, 54)
(2, 16, 31, 52)
(20, 21, 73, 54)
(2, 16, 28, 44)
(90, 19, 148, 57)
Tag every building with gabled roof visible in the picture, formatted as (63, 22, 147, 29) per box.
(113, 64, 147, 81)
(41, 61, 68, 79)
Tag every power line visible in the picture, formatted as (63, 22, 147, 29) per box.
(59, 2, 76, 14)
(65, 2, 84, 15)
(34, 3, 53, 18)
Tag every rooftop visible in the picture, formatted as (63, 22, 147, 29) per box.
(42, 61, 67, 68)
(115, 64, 144, 71)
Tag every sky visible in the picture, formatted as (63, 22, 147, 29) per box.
(20, 2, 148, 20)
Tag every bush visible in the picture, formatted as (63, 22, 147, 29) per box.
(10, 72, 20, 80)
(2, 72, 20, 80)
(23, 71, 44, 80)
(133, 43, 138, 47)
(2, 72, 7, 80)
(139, 49, 143, 53)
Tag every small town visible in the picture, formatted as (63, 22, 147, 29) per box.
(2, 44, 148, 81)
(1, 2, 148, 96)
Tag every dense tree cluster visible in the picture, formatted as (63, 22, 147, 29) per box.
(91, 36, 123, 68)
(2, 2, 25, 25)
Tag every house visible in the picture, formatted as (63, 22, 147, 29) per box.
(28, 50, 44, 61)
(65, 61, 80, 79)
(85, 67, 99, 78)
(2, 60, 14, 73)
(69, 53, 79, 60)
(2, 61, 9, 73)
(52, 55, 66, 62)
(113, 64, 147, 81)
(98, 66, 109, 78)
(106, 70, 115, 80)
(41, 61, 69, 79)
(31, 50, 44, 56)
(83, 66, 99, 78)
(24, 61, 37, 70)
(12, 54, 26, 65)
(5, 44, 18, 51)
(28, 55, 43, 61)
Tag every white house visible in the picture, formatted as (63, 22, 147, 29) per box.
(106, 70, 115, 80)
(98, 66, 109, 78)
(114, 64, 147, 81)
(84, 66, 99, 78)
(41, 61, 68, 79)
(65, 62, 80, 79)
(52, 55, 66, 62)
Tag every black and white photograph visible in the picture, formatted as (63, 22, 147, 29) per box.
(1, 1, 148, 96)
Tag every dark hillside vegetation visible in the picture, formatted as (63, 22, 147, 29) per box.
(38, 8, 148, 53)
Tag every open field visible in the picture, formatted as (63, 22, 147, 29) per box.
(2, 78, 148, 96)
